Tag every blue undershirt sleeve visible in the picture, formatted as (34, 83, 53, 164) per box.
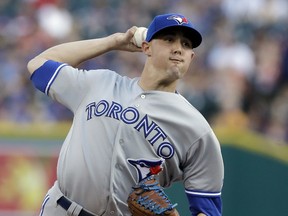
(186, 192, 222, 216)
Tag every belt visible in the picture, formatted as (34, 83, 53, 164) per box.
(57, 196, 95, 216)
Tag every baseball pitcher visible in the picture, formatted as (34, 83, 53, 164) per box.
(28, 13, 224, 216)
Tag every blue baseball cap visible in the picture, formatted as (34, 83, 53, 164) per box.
(146, 13, 202, 48)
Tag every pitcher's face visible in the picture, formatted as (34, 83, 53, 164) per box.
(146, 30, 195, 80)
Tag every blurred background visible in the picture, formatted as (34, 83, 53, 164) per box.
(0, 0, 287, 215)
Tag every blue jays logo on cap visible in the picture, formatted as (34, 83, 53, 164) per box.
(146, 13, 202, 48)
(167, 15, 189, 25)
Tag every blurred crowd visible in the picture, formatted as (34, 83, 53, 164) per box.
(0, 0, 287, 143)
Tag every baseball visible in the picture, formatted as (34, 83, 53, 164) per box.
(131, 27, 147, 48)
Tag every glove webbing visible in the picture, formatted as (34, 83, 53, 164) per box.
(133, 176, 178, 214)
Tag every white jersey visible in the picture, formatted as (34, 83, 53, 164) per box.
(31, 60, 224, 216)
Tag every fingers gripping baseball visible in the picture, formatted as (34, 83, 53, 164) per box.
(113, 27, 142, 52)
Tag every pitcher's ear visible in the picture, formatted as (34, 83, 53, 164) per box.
(190, 51, 195, 60)
(142, 41, 152, 56)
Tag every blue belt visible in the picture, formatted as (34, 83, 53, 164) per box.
(57, 196, 95, 216)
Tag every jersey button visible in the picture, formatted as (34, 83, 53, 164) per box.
(116, 164, 123, 170)
(140, 94, 145, 99)
(110, 210, 115, 214)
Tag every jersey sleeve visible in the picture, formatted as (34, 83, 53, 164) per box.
(30, 60, 116, 113)
(183, 130, 224, 215)
(30, 60, 67, 95)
